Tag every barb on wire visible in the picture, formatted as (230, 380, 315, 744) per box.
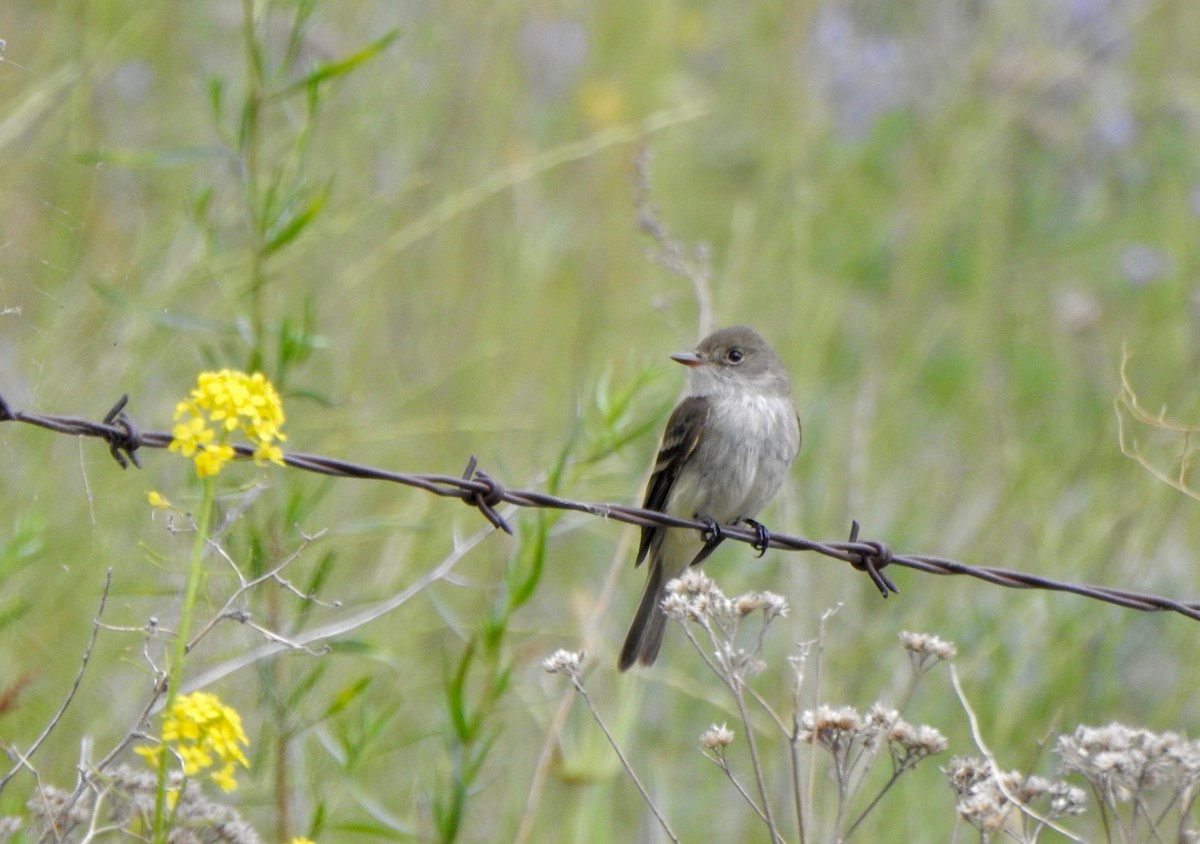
(4, 392, 1200, 624)
(847, 520, 897, 598)
(462, 454, 512, 534)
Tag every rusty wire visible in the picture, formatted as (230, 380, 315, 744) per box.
(3, 391, 1200, 623)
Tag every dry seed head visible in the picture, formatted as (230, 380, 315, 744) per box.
(542, 649, 583, 679)
(700, 723, 736, 749)
(899, 630, 957, 660)
(800, 704, 865, 748)
(733, 590, 789, 620)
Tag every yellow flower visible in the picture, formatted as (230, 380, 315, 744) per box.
(194, 443, 235, 478)
(253, 442, 284, 465)
(169, 370, 287, 477)
(169, 415, 214, 457)
(137, 691, 250, 792)
(147, 490, 173, 510)
(287, 839, 317, 844)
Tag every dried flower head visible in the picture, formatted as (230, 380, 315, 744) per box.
(1055, 722, 1200, 801)
(662, 570, 733, 622)
(945, 757, 1019, 832)
(27, 786, 91, 828)
(799, 705, 866, 752)
(945, 755, 1086, 834)
(899, 630, 957, 661)
(29, 765, 263, 843)
(945, 756, 996, 796)
(732, 590, 789, 620)
(885, 716, 949, 762)
(700, 723, 736, 749)
(542, 649, 583, 679)
(867, 703, 900, 729)
(668, 569, 717, 596)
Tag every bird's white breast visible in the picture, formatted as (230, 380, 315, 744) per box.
(667, 392, 800, 524)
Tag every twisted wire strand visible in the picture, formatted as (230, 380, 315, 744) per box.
(3, 392, 1197, 622)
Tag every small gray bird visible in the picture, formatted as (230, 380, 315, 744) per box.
(618, 326, 802, 670)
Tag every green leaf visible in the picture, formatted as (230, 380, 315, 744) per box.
(269, 29, 401, 102)
(321, 675, 373, 719)
(277, 294, 324, 370)
(444, 638, 477, 743)
(207, 77, 224, 122)
(264, 185, 329, 253)
(507, 512, 546, 609)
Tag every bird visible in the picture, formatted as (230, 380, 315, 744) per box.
(618, 326, 801, 670)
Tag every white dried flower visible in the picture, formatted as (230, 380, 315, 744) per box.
(958, 791, 1012, 831)
(27, 787, 91, 827)
(29, 765, 263, 843)
(733, 590, 789, 620)
(945, 755, 995, 796)
(700, 723, 735, 749)
(660, 592, 690, 621)
(663, 571, 733, 621)
(882, 715, 946, 763)
(800, 704, 865, 749)
(945, 754, 1085, 830)
(899, 630, 957, 660)
(541, 649, 583, 678)
(912, 724, 949, 757)
(667, 569, 718, 596)
(1045, 781, 1088, 817)
(1056, 722, 1191, 798)
(867, 703, 900, 728)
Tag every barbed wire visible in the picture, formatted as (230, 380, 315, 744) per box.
(3, 391, 1199, 623)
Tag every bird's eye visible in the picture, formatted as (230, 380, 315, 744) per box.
(727, 348, 744, 364)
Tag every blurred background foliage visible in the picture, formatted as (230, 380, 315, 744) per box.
(3, 0, 1200, 840)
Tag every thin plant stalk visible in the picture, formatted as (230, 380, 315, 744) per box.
(152, 478, 215, 843)
(703, 748, 771, 824)
(802, 607, 837, 842)
(725, 672, 785, 844)
(843, 766, 907, 840)
(569, 676, 679, 844)
(790, 644, 811, 844)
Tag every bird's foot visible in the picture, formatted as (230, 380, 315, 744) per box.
(743, 519, 771, 557)
(699, 515, 724, 545)
(690, 516, 726, 568)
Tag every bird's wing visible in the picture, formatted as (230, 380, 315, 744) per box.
(635, 395, 710, 566)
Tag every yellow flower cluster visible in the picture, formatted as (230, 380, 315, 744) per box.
(136, 691, 250, 792)
(169, 370, 286, 477)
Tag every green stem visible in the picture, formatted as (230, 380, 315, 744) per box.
(151, 478, 215, 843)
(241, 0, 268, 373)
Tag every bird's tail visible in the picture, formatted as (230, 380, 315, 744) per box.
(618, 560, 669, 671)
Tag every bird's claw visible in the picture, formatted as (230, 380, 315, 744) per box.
(744, 519, 771, 556)
(700, 516, 724, 545)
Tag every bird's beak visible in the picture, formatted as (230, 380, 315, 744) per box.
(670, 351, 704, 367)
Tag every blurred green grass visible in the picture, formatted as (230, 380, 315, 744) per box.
(3, 0, 1200, 840)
